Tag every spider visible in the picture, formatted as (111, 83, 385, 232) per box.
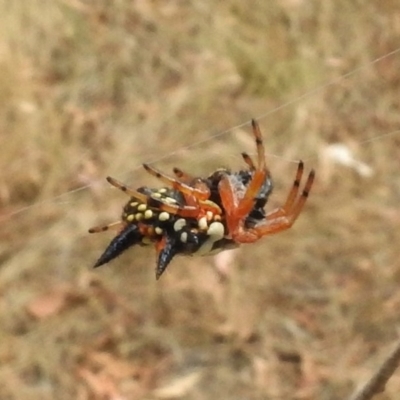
(89, 119, 315, 279)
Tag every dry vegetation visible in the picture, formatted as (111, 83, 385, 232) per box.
(1, 0, 400, 399)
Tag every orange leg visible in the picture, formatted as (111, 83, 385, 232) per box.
(284, 168, 315, 221)
(218, 174, 241, 235)
(106, 176, 149, 203)
(143, 163, 210, 201)
(172, 167, 194, 184)
(149, 197, 222, 218)
(235, 120, 271, 218)
(236, 169, 268, 217)
(107, 175, 217, 218)
(144, 163, 223, 219)
(241, 152, 255, 170)
(88, 220, 125, 234)
(173, 167, 218, 211)
(218, 171, 260, 243)
(251, 119, 266, 170)
(230, 168, 315, 243)
(265, 161, 304, 220)
(152, 201, 202, 218)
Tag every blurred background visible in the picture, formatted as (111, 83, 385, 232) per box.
(1, 1, 400, 399)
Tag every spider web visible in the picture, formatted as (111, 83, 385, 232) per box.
(2, 8, 400, 399)
(4, 45, 400, 222)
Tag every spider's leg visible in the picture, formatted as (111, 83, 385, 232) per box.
(92, 224, 143, 268)
(265, 161, 304, 220)
(106, 175, 210, 218)
(191, 179, 223, 216)
(285, 161, 305, 212)
(222, 163, 315, 243)
(236, 170, 268, 217)
(218, 174, 241, 234)
(143, 163, 210, 201)
(172, 167, 195, 184)
(198, 200, 222, 216)
(235, 120, 271, 217)
(286, 168, 315, 220)
(148, 197, 221, 218)
(88, 220, 125, 233)
(149, 200, 199, 218)
(219, 172, 278, 242)
(106, 176, 149, 203)
(219, 175, 262, 243)
(241, 152, 255, 170)
(173, 167, 216, 210)
(251, 119, 266, 170)
(244, 168, 315, 237)
(218, 169, 267, 228)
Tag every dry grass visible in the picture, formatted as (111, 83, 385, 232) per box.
(1, 0, 400, 399)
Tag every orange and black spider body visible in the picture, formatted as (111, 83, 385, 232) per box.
(89, 119, 315, 279)
(90, 185, 230, 278)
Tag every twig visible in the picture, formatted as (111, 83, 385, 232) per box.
(349, 338, 400, 400)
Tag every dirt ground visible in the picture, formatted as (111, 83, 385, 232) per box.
(1, 1, 400, 399)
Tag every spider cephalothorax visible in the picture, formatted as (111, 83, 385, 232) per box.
(89, 119, 315, 278)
